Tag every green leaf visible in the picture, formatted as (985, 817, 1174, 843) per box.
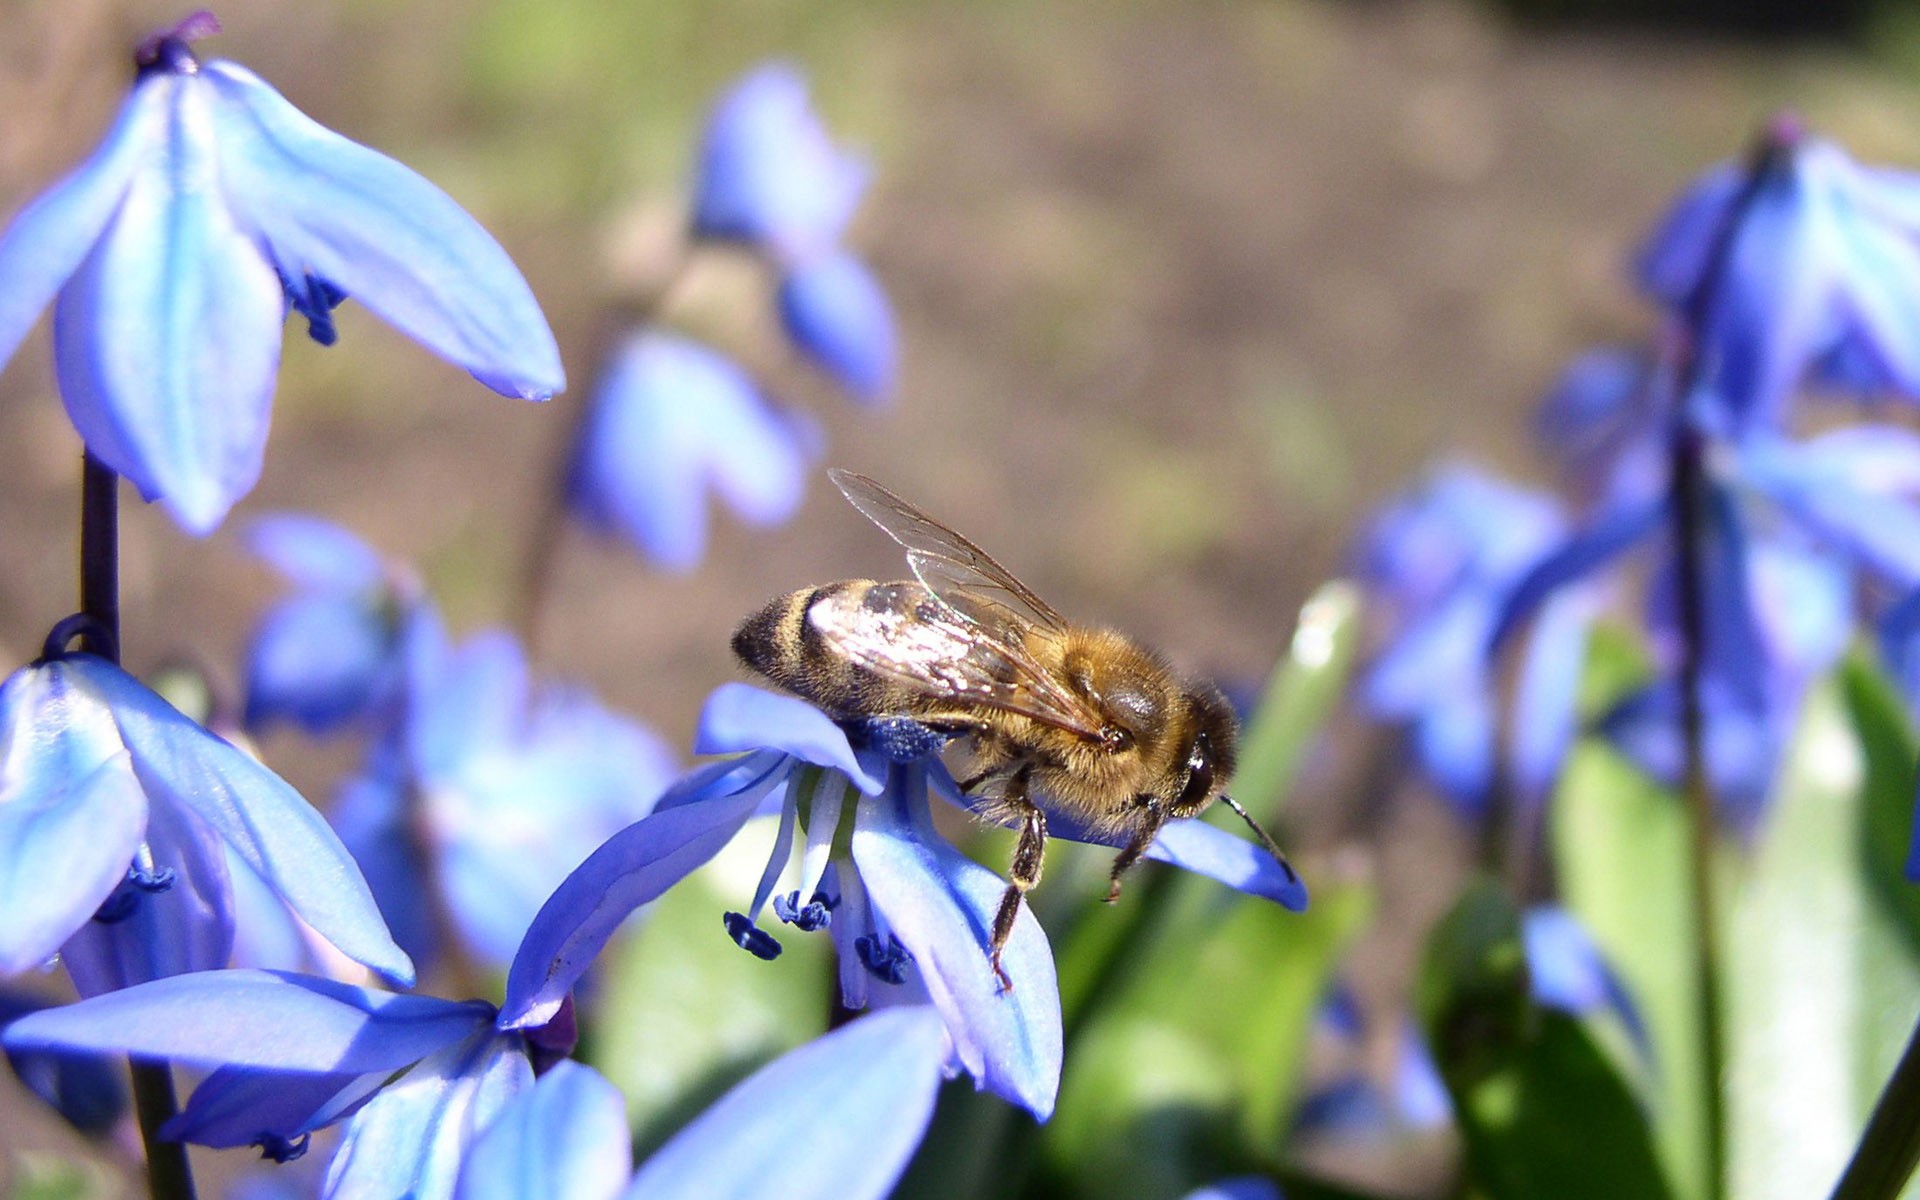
(1045, 869, 1374, 1197)
(1841, 655, 1920, 958)
(7, 1156, 116, 1200)
(583, 825, 833, 1156)
(1727, 680, 1920, 1199)
(1419, 879, 1674, 1200)
(1232, 579, 1363, 819)
(1552, 742, 1707, 1200)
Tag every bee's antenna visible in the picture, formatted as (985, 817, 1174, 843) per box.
(1219, 794, 1303, 887)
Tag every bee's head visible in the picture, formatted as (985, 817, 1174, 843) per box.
(1170, 685, 1238, 818)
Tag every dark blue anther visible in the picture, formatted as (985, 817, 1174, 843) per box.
(844, 717, 955, 763)
(129, 864, 177, 893)
(855, 934, 912, 985)
(772, 890, 833, 932)
(279, 271, 349, 346)
(256, 1132, 310, 1163)
(722, 911, 782, 960)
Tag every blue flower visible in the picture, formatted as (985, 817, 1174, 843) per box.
(242, 514, 415, 734)
(691, 63, 868, 264)
(1179, 1180, 1285, 1200)
(777, 249, 898, 405)
(567, 331, 813, 573)
(0, 985, 127, 1136)
(0, 968, 527, 1188)
(1292, 987, 1448, 1145)
(0, 645, 411, 990)
(0, 23, 563, 533)
(1521, 905, 1646, 1050)
(1639, 120, 1920, 433)
(334, 614, 675, 970)
(454, 1060, 632, 1200)
(1357, 465, 1595, 819)
(621, 1007, 947, 1200)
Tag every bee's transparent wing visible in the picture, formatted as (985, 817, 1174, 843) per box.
(807, 583, 1108, 741)
(829, 468, 1071, 637)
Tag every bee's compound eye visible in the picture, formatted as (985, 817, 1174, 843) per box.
(1179, 734, 1216, 809)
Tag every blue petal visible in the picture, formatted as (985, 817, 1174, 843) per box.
(1491, 497, 1664, 650)
(0, 664, 147, 975)
(1415, 690, 1496, 816)
(1, 970, 491, 1073)
(52, 74, 285, 535)
(1392, 1024, 1453, 1130)
(1179, 1179, 1284, 1200)
(333, 759, 439, 970)
(1523, 905, 1649, 1053)
(694, 684, 881, 793)
(1509, 590, 1594, 811)
(202, 62, 564, 400)
(777, 251, 897, 404)
(851, 764, 1062, 1118)
(323, 1030, 532, 1200)
(1535, 346, 1652, 471)
(0, 987, 129, 1137)
(243, 513, 385, 591)
(690, 62, 869, 262)
(1636, 161, 1744, 306)
(500, 786, 768, 1029)
(0, 71, 163, 374)
(1137, 817, 1310, 910)
(407, 628, 529, 783)
(1742, 432, 1920, 588)
(164, 1064, 379, 1150)
(244, 594, 393, 732)
(69, 656, 413, 985)
(622, 1007, 946, 1200)
(569, 333, 809, 573)
(455, 1060, 631, 1200)
(1362, 591, 1492, 717)
(61, 788, 233, 996)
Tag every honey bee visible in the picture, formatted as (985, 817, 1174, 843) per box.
(733, 469, 1301, 987)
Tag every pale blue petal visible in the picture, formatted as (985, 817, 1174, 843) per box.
(455, 1060, 631, 1200)
(0, 72, 163, 371)
(61, 789, 233, 996)
(694, 683, 881, 793)
(333, 758, 439, 969)
(1416, 690, 1496, 815)
(1, 969, 491, 1073)
(500, 787, 767, 1029)
(202, 62, 564, 400)
(1393, 1026, 1452, 1130)
(1636, 162, 1744, 303)
(1362, 592, 1490, 716)
(69, 656, 413, 984)
(1491, 497, 1663, 649)
(690, 62, 869, 262)
(777, 251, 897, 404)
(622, 1007, 946, 1200)
(52, 76, 284, 535)
(408, 629, 528, 782)
(226, 846, 316, 973)
(244, 513, 385, 591)
(569, 333, 808, 573)
(1742, 434, 1920, 587)
(323, 1031, 532, 1200)
(1137, 818, 1309, 911)
(852, 764, 1061, 1118)
(0, 664, 146, 975)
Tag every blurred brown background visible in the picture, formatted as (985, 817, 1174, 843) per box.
(3, 0, 1920, 1191)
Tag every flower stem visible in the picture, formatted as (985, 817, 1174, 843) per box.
(1831, 1017, 1920, 1200)
(511, 244, 695, 653)
(81, 449, 199, 1200)
(1670, 421, 1728, 1200)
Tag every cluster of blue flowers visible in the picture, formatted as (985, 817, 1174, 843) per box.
(0, 17, 1302, 1200)
(1358, 115, 1920, 838)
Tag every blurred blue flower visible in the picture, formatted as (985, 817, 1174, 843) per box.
(1639, 120, 1920, 433)
(500, 682, 1061, 1119)
(0, 23, 562, 533)
(619, 1006, 948, 1200)
(1358, 465, 1595, 819)
(1521, 905, 1646, 1051)
(335, 614, 675, 971)
(1180, 1179, 1284, 1200)
(0, 986, 127, 1136)
(242, 514, 415, 734)
(1293, 986, 1448, 1145)
(777, 249, 898, 405)
(0, 647, 410, 991)
(691, 62, 869, 264)
(568, 331, 813, 573)
(1, 968, 526, 1186)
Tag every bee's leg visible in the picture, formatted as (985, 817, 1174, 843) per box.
(1104, 797, 1167, 904)
(989, 767, 1044, 992)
